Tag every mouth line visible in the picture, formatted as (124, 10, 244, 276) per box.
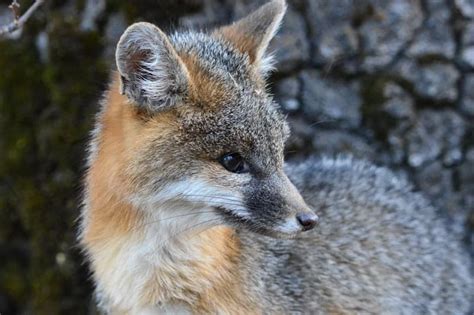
(214, 206, 248, 223)
(214, 206, 301, 238)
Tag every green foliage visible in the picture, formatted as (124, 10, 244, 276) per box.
(0, 9, 107, 314)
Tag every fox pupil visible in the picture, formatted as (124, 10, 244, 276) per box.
(219, 153, 249, 174)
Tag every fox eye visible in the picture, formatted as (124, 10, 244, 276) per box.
(219, 153, 249, 174)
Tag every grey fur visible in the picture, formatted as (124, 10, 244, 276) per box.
(237, 157, 474, 313)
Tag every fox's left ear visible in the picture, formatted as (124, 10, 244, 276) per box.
(214, 0, 286, 75)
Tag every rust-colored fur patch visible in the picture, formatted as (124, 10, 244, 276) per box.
(83, 73, 178, 244)
(84, 74, 144, 245)
(194, 227, 260, 314)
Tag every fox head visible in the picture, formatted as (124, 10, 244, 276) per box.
(105, 0, 318, 238)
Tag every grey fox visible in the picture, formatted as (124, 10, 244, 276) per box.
(79, 0, 473, 313)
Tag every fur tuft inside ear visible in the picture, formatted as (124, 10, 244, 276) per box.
(214, 0, 286, 75)
(116, 22, 189, 111)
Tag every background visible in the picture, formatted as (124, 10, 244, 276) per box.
(0, 0, 473, 314)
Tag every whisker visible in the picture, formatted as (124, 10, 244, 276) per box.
(160, 218, 223, 245)
(310, 119, 335, 127)
(123, 210, 215, 232)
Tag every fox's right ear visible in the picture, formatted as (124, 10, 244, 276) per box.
(116, 22, 189, 112)
(214, 0, 286, 76)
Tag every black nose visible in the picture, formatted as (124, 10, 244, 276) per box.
(296, 212, 319, 231)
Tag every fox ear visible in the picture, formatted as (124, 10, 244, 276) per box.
(116, 22, 189, 111)
(215, 0, 286, 74)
